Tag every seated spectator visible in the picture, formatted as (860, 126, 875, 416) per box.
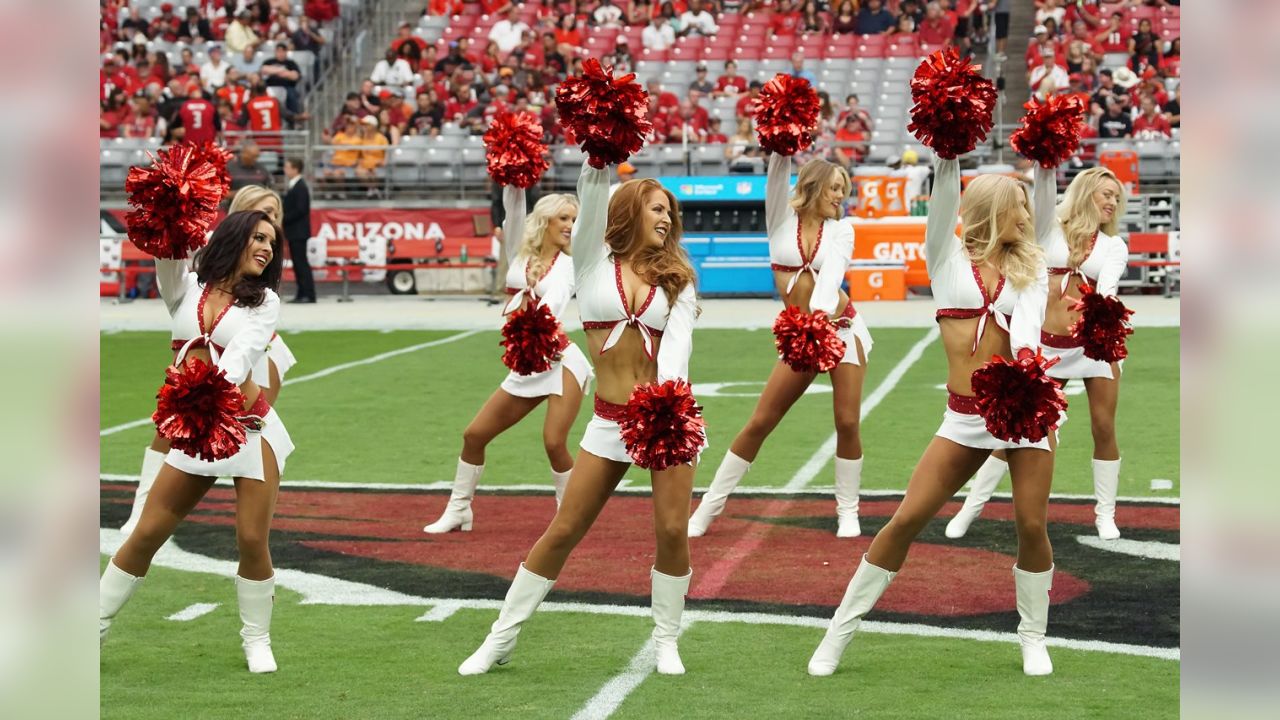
(217, 68, 252, 114)
(1161, 37, 1181, 77)
(434, 41, 474, 75)
(1028, 46, 1069, 100)
(604, 35, 636, 74)
(627, 0, 656, 27)
(225, 11, 261, 55)
(837, 93, 873, 131)
(1095, 12, 1129, 53)
(689, 63, 715, 96)
(681, 0, 719, 36)
(1097, 98, 1133, 139)
(489, 7, 530, 54)
(293, 15, 327, 55)
(326, 115, 363, 178)
(789, 51, 816, 86)
(555, 13, 583, 55)
(642, 16, 676, 50)
(228, 141, 276, 191)
(218, 98, 246, 135)
(408, 91, 443, 136)
(1132, 94, 1171, 139)
(481, 0, 514, 14)
(854, 0, 896, 35)
(120, 6, 150, 41)
(1063, 0, 1104, 31)
(713, 59, 748, 97)
(919, 2, 955, 47)
(200, 45, 231, 93)
(833, 113, 869, 167)
(736, 80, 763, 118)
(705, 116, 728, 143)
(1129, 68, 1169, 107)
(391, 22, 429, 70)
(427, 0, 464, 15)
(100, 89, 132, 139)
(799, 1, 827, 33)
(1036, 0, 1066, 28)
(1128, 18, 1162, 74)
(122, 95, 158, 139)
(594, 1, 626, 29)
(535, 32, 569, 74)
(357, 116, 390, 182)
(646, 78, 680, 114)
(261, 42, 305, 121)
(232, 45, 263, 76)
(1025, 25, 1065, 70)
(665, 99, 710, 143)
(725, 117, 764, 172)
(1163, 85, 1180, 128)
(656, 3, 685, 36)
(770, 0, 802, 35)
(477, 40, 503, 77)
(1064, 40, 1089, 75)
(444, 85, 478, 123)
(832, 0, 858, 34)
(372, 48, 415, 88)
(889, 13, 916, 36)
(149, 3, 181, 42)
(178, 7, 214, 43)
(1068, 18, 1103, 57)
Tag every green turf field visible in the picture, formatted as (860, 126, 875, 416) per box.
(100, 326, 1180, 719)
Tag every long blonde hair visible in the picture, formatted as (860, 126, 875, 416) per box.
(960, 174, 1043, 290)
(228, 185, 283, 223)
(519, 193, 579, 280)
(1057, 167, 1125, 268)
(605, 179, 697, 302)
(790, 159, 852, 219)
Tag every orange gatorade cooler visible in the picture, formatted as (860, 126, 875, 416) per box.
(846, 262, 907, 301)
(1099, 150, 1140, 194)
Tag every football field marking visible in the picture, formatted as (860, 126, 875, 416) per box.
(1076, 535, 1180, 561)
(98, 330, 480, 436)
(784, 326, 939, 491)
(166, 603, 220, 622)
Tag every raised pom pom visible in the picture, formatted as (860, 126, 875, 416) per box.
(772, 306, 846, 373)
(484, 111, 550, 188)
(907, 48, 998, 159)
(125, 143, 227, 259)
(188, 141, 234, 198)
(554, 58, 652, 169)
(499, 301, 566, 375)
(753, 74, 821, 156)
(1070, 284, 1134, 362)
(153, 358, 247, 462)
(1009, 94, 1089, 169)
(970, 349, 1068, 443)
(620, 380, 706, 471)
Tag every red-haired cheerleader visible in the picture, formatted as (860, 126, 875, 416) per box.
(100, 210, 294, 674)
(689, 152, 873, 538)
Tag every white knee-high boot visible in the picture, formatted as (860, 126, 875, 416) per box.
(237, 575, 278, 673)
(808, 555, 897, 676)
(1013, 564, 1054, 676)
(424, 459, 483, 533)
(1092, 458, 1121, 540)
(459, 563, 556, 675)
(552, 467, 572, 509)
(651, 567, 692, 675)
(834, 456, 863, 538)
(945, 455, 1008, 539)
(99, 560, 144, 643)
(121, 447, 166, 536)
(688, 451, 751, 537)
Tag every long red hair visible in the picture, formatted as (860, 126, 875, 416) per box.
(604, 179, 697, 302)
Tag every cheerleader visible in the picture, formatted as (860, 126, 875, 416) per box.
(421, 188, 592, 533)
(809, 156, 1060, 677)
(100, 210, 294, 674)
(457, 160, 703, 676)
(946, 166, 1128, 541)
(119, 185, 298, 536)
(689, 152, 873, 538)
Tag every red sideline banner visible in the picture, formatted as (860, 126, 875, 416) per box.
(311, 208, 487, 254)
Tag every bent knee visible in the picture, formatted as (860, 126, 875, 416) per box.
(883, 514, 928, 541)
(654, 520, 687, 548)
(544, 518, 589, 549)
(834, 414, 860, 439)
(542, 438, 568, 459)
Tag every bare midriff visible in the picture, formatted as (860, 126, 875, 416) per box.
(773, 269, 851, 316)
(939, 317, 1011, 396)
(1043, 273, 1087, 336)
(586, 327, 660, 405)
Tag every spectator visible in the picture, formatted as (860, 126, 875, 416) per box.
(1163, 85, 1180, 129)
(325, 114, 363, 178)
(897, 149, 934, 199)
(919, 2, 955, 47)
(1095, 11, 1128, 53)
(372, 48, 415, 88)
(427, 0, 464, 15)
(789, 51, 816, 86)
(993, 0, 1012, 59)
(837, 93, 873, 130)
(120, 6, 150, 41)
(232, 45, 263, 76)
(1063, 0, 1103, 30)
(200, 45, 231, 92)
(1067, 19, 1102, 57)
(480, 0, 513, 14)
(489, 7, 530, 54)
(122, 95, 158, 139)
(444, 85, 478, 123)
(292, 16, 326, 55)
(656, 3, 685, 36)
(228, 141, 276, 191)
(1064, 40, 1088, 75)
(770, 0, 802, 35)
(705, 116, 728, 143)
(408, 91, 443, 136)
(149, 3, 181, 42)
(799, 1, 826, 33)
(833, 112, 869, 167)
(243, 82, 286, 146)
(626, 0, 656, 26)
(225, 11, 261, 55)
(854, 0, 896, 35)
(1036, 0, 1066, 28)
(177, 7, 214, 42)
(681, 0, 719, 36)
(156, 80, 189, 137)
(735, 80, 763, 118)
(100, 89, 132, 139)
(555, 13, 583, 56)
(948, 0, 978, 54)
(179, 86, 221, 145)
(646, 78, 680, 114)
(832, 0, 858, 34)
(1161, 37, 1181, 77)
(217, 67, 252, 115)
(434, 41, 473, 75)
(889, 13, 916, 37)
(642, 15, 676, 50)
(712, 59, 748, 97)
(1129, 68, 1169, 107)
(1042, 17, 1061, 40)
(261, 42, 305, 122)
(726, 116, 763, 172)
(666, 99, 710, 143)
(1028, 46, 1069, 100)
(1132, 94, 1171, 138)
(217, 98, 246, 134)
(356, 116, 389, 185)
(1129, 18, 1161, 74)
(476, 40, 501, 77)
(900, 0, 927, 25)
(391, 22, 428, 69)
(689, 63, 715, 96)
(1097, 99, 1133, 139)
(604, 35, 636, 73)
(594, 0, 626, 28)
(1025, 25, 1064, 70)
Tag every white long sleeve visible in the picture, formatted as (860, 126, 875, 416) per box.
(155, 258, 192, 316)
(925, 157, 962, 277)
(1033, 165, 1057, 248)
(1009, 266, 1048, 355)
(572, 160, 613, 287)
(765, 152, 792, 239)
(218, 292, 280, 386)
(502, 185, 526, 264)
(811, 222, 852, 315)
(656, 284, 698, 383)
(1095, 236, 1129, 297)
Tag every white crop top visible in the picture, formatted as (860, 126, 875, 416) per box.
(571, 161, 697, 383)
(499, 186, 577, 319)
(926, 158, 1047, 355)
(1033, 166, 1129, 298)
(765, 153, 854, 313)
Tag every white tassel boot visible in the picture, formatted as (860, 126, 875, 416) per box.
(834, 456, 863, 538)
(552, 467, 572, 509)
(688, 451, 751, 537)
(99, 560, 144, 643)
(121, 447, 166, 536)
(651, 567, 692, 675)
(945, 455, 1007, 539)
(1013, 564, 1054, 676)
(423, 459, 483, 533)
(808, 555, 897, 676)
(237, 575, 278, 673)
(458, 563, 556, 675)
(1092, 458, 1122, 540)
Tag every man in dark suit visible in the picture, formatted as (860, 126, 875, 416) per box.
(282, 157, 316, 303)
(179, 7, 214, 43)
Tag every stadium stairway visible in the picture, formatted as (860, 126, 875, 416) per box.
(999, 1, 1038, 129)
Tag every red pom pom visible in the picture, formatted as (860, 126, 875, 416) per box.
(1009, 94, 1089, 169)
(500, 302, 566, 375)
(125, 143, 227, 259)
(484, 111, 550, 188)
(1069, 284, 1134, 362)
(187, 141, 234, 198)
(907, 48, 998, 159)
(153, 358, 247, 461)
(620, 380, 706, 470)
(772, 307, 846, 373)
(970, 349, 1068, 443)
(554, 59, 652, 168)
(753, 74, 821, 156)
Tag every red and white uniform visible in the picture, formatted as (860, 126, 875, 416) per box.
(156, 257, 294, 479)
(927, 158, 1055, 451)
(498, 186, 593, 398)
(571, 161, 703, 465)
(1033, 166, 1128, 380)
(767, 153, 873, 366)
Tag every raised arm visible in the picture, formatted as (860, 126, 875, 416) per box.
(502, 185, 526, 263)
(1094, 234, 1129, 297)
(924, 156, 962, 275)
(1033, 165, 1058, 247)
(571, 159, 613, 286)
(656, 283, 698, 383)
(811, 221, 853, 315)
(155, 257, 193, 316)
(218, 292, 281, 387)
(1009, 265, 1049, 356)
(765, 152, 793, 238)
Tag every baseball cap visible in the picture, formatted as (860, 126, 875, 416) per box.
(1034, 24, 1048, 34)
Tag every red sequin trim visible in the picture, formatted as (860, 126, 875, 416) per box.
(248, 391, 271, 417)
(171, 338, 227, 355)
(1040, 329, 1084, 349)
(593, 394, 629, 422)
(196, 285, 235, 337)
(947, 389, 982, 415)
(797, 216, 823, 266)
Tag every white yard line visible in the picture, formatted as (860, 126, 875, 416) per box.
(98, 330, 480, 437)
(783, 326, 939, 490)
(1076, 535, 1180, 561)
(166, 603, 220, 622)
(570, 636, 663, 720)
